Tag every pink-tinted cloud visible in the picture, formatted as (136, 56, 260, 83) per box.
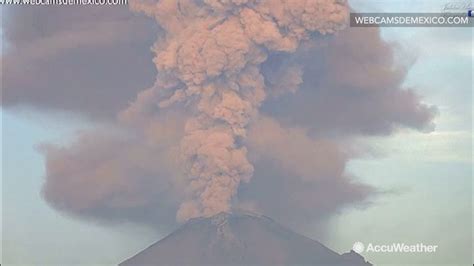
(2, 1, 436, 230)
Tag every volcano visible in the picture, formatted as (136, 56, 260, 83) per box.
(120, 211, 371, 266)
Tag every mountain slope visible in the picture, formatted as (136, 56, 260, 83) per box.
(120, 211, 371, 266)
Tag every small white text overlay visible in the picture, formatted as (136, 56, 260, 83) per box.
(352, 241, 438, 254)
(350, 13, 472, 27)
(0, 0, 127, 6)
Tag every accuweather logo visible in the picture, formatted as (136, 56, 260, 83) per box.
(352, 242, 365, 253)
(352, 242, 438, 254)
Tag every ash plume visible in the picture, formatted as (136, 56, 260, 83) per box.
(124, 0, 349, 221)
(2, 0, 436, 228)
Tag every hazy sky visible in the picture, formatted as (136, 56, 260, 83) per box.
(1, 0, 472, 265)
(324, 1, 472, 265)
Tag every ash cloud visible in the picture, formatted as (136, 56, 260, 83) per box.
(1, 6, 157, 118)
(39, 111, 186, 227)
(125, 0, 350, 222)
(261, 27, 437, 136)
(243, 116, 373, 230)
(3, 0, 436, 229)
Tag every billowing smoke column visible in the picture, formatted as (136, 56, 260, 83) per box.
(2, 0, 437, 229)
(122, 0, 349, 221)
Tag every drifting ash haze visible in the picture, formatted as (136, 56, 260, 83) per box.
(3, 0, 436, 239)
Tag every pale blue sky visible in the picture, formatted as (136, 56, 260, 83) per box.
(329, 0, 473, 265)
(325, 1, 472, 265)
(2, 1, 472, 265)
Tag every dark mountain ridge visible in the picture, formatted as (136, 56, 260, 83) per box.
(120, 211, 371, 266)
